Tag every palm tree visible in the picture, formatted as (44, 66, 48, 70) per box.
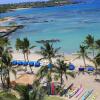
(37, 41, 61, 82)
(84, 34, 95, 57)
(15, 80, 45, 100)
(0, 50, 16, 89)
(0, 46, 4, 57)
(37, 41, 61, 64)
(56, 59, 75, 85)
(0, 37, 10, 49)
(76, 45, 87, 67)
(95, 39, 100, 51)
(16, 38, 26, 61)
(23, 38, 35, 62)
(16, 38, 35, 72)
(56, 59, 67, 85)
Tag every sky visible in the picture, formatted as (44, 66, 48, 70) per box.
(0, 0, 49, 4)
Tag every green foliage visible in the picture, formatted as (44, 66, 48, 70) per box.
(44, 95, 64, 100)
(84, 34, 94, 47)
(95, 39, 100, 50)
(95, 53, 100, 65)
(16, 37, 35, 54)
(37, 41, 61, 62)
(0, 91, 18, 100)
(0, 37, 10, 47)
(80, 34, 100, 70)
(15, 83, 45, 100)
(15, 84, 29, 100)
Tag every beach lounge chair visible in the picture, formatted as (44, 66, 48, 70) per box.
(87, 94, 96, 100)
(81, 89, 93, 100)
(60, 83, 73, 96)
(69, 87, 80, 98)
(75, 87, 84, 98)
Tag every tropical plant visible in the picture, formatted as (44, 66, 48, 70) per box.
(0, 37, 10, 49)
(37, 41, 61, 63)
(15, 84, 30, 100)
(79, 35, 100, 74)
(84, 34, 95, 57)
(0, 91, 18, 100)
(56, 59, 75, 85)
(30, 80, 45, 100)
(15, 80, 45, 100)
(15, 38, 35, 72)
(76, 45, 88, 67)
(37, 41, 61, 82)
(16, 38, 35, 61)
(0, 49, 16, 89)
(95, 39, 100, 50)
(56, 59, 68, 85)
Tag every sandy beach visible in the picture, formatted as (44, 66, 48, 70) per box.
(11, 52, 100, 99)
(0, 51, 99, 99)
(0, 17, 15, 24)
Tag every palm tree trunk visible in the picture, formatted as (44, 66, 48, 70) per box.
(60, 72, 63, 85)
(1, 74, 5, 88)
(93, 60, 98, 78)
(23, 53, 27, 71)
(82, 55, 86, 67)
(26, 52, 29, 62)
(64, 71, 68, 80)
(23, 53, 26, 61)
(29, 66, 33, 73)
(49, 58, 52, 64)
(7, 70, 10, 89)
(92, 47, 95, 58)
(26, 52, 33, 73)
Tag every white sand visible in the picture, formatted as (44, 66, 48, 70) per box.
(0, 17, 15, 24)
(0, 52, 100, 99)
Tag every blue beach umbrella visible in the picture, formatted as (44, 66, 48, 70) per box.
(86, 66, 95, 71)
(29, 61, 34, 66)
(34, 62, 40, 67)
(69, 64, 75, 70)
(79, 67, 84, 71)
(11, 60, 17, 65)
(48, 63, 53, 69)
(17, 61, 24, 65)
(23, 61, 28, 66)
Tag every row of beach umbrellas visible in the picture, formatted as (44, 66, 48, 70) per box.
(11, 60, 95, 71)
(68, 64, 95, 72)
(11, 60, 41, 67)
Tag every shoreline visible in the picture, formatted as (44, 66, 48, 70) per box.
(12, 51, 94, 67)
(0, 25, 24, 38)
(9, 8, 30, 11)
(0, 1, 80, 13)
(0, 17, 15, 24)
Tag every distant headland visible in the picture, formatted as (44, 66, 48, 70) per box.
(0, 0, 82, 13)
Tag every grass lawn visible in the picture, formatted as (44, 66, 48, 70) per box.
(44, 95, 64, 100)
(0, 91, 18, 100)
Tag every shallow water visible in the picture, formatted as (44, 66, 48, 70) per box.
(0, 1, 100, 54)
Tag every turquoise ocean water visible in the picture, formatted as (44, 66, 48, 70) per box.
(0, 1, 100, 54)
